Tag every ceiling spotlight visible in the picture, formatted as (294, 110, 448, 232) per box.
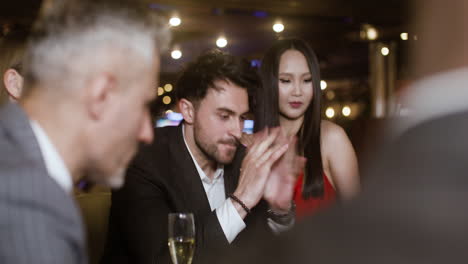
(216, 37, 228, 48)
(164, 84, 173, 92)
(400, 32, 408, 40)
(169, 16, 181, 27)
(320, 80, 327, 90)
(381, 47, 390, 56)
(157, 87, 164, 96)
(162, 96, 172, 105)
(367, 27, 378, 40)
(342, 106, 351, 117)
(171, 49, 182, 60)
(273, 23, 284, 33)
(325, 107, 335, 119)
(361, 24, 379, 40)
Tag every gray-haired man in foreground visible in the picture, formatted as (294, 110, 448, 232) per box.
(0, 1, 169, 263)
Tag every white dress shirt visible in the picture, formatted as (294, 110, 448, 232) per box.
(30, 120, 73, 193)
(182, 126, 246, 243)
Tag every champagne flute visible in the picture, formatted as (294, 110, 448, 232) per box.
(168, 213, 195, 264)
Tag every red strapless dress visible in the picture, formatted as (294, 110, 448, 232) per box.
(293, 172, 336, 220)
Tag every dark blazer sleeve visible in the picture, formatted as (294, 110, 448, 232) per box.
(104, 157, 242, 264)
(116, 166, 168, 263)
(103, 162, 234, 263)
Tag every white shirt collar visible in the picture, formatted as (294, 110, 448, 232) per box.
(182, 124, 224, 183)
(30, 120, 73, 193)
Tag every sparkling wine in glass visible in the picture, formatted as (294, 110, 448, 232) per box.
(168, 213, 195, 264)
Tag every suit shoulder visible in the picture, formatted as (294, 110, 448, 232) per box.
(127, 126, 180, 178)
(154, 125, 180, 140)
(156, 125, 182, 139)
(138, 126, 180, 155)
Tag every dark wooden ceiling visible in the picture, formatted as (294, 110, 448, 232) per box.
(146, 0, 409, 79)
(1, 0, 410, 92)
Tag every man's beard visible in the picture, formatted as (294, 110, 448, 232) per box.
(193, 123, 238, 165)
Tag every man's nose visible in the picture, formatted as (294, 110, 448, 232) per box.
(229, 118, 243, 140)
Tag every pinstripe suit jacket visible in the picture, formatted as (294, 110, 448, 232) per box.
(0, 103, 86, 264)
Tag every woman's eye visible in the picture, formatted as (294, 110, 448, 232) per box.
(304, 78, 312, 83)
(279, 79, 291, 83)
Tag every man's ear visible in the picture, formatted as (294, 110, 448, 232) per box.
(85, 73, 117, 120)
(3, 69, 24, 100)
(178, 98, 196, 124)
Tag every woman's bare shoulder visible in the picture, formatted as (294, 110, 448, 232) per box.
(321, 120, 346, 141)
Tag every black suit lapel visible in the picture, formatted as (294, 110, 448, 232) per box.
(168, 125, 213, 215)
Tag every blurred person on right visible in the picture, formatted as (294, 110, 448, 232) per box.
(214, 0, 468, 263)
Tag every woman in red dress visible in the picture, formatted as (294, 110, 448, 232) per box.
(255, 38, 360, 220)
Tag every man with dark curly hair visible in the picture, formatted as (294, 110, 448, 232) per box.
(103, 50, 302, 264)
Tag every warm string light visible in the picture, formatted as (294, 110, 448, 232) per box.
(342, 106, 351, 117)
(400, 32, 408, 40)
(361, 24, 378, 40)
(323, 106, 352, 118)
(157, 87, 164, 96)
(163, 96, 172, 105)
(381, 46, 390, 56)
(325, 107, 335, 118)
(169, 16, 181, 27)
(273, 22, 284, 33)
(320, 80, 327, 90)
(171, 49, 182, 59)
(216, 37, 228, 48)
(158, 84, 173, 97)
(367, 27, 378, 40)
(164, 84, 173, 92)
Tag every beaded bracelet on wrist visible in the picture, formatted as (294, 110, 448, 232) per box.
(228, 194, 251, 214)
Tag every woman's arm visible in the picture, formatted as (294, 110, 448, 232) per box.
(321, 120, 360, 200)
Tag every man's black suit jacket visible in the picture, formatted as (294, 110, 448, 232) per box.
(101, 125, 270, 264)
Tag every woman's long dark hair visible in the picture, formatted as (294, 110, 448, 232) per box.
(255, 38, 323, 199)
